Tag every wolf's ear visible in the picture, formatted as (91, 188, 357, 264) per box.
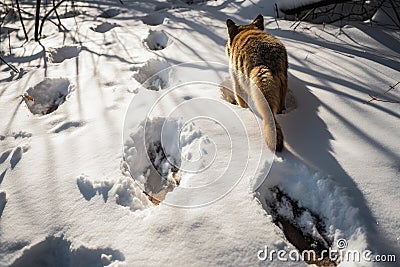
(252, 14, 264, 30)
(226, 19, 239, 41)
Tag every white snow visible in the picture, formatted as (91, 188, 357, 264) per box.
(0, 0, 399, 266)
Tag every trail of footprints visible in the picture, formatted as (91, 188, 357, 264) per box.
(11, 235, 125, 267)
(0, 131, 32, 218)
(76, 173, 153, 212)
(129, 6, 173, 91)
(49, 4, 333, 266)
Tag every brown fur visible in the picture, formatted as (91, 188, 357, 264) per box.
(226, 14, 288, 152)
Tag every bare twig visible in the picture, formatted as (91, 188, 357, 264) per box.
(274, 3, 280, 28)
(15, 0, 28, 41)
(34, 0, 41, 41)
(290, 8, 314, 30)
(367, 81, 400, 104)
(53, 0, 63, 29)
(388, 0, 400, 27)
(0, 56, 19, 73)
(8, 31, 11, 54)
(367, 94, 400, 103)
(38, 0, 67, 39)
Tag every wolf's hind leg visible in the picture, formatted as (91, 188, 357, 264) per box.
(276, 75, 287, 114)
(232, 74, 249, 108)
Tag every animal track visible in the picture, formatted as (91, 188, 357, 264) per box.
(0, 131, 31, 177)
(10, 235, 125, 267)
(123, 117, 183, 204)
(90, 22, 118, 33)
(123, 117, 209, 204)
(133, 58, 171, 91)
(48, 45, 81, 63)
(76, 174, 151, 211)
(0, 149, 12, 165)
(11, 131, 32, 139)
(256, 160, 367, 266)
(144, 30, 169, 51)
(10, 146, 23, 169)
(266, 187, 334, 265)
(60, 10, 82, 19)
(141, 13, 165, 26)
(185, 0, 209, 4)
(0, 191, 6, 217)
(113, 176, 153, 211)
(24, 78, 73, 115)
(77, 174, 113, 202)
(53, 121, 85, 133)
(99, 8, 120, 18)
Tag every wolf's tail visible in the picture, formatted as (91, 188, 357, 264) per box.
(250, 66, 284, 152)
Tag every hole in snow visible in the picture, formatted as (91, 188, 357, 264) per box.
(184, 0, 209, 4)
(10, 235, 125, 267)
(123, 117, 207, 205)
(144, 30, 169, 51)
(259, 186, 337, 266)
(99, 8, 120, 18)
(59, 10, 82, 19)
(141, 13, 165, 26)
(255, 158, 370, 266)
(90, 22, 118, 33)
(124, 118, 182, 205)
(23, 78, 73, 115)
(269, 187, 336, 266)
(47, 45, 81, 63)
(133, 58, 171, 91)
(0, 191, 6, 218)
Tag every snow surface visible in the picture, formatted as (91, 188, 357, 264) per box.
(0, 0, 399, 266)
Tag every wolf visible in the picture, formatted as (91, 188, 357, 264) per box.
(225, 14, 288, 152)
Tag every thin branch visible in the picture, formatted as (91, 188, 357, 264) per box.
(53, 0, 62, 29)
(367, 94, 400, 103)
(290, 8, 314, 30)
(281, 0, 351, 15)
(34, 0, 41, 41)
(274, 3, 280, 28)
(367, 81, 400, 104)
(15, 0, 28, 42)
(388, 0, 400, 27)
(38, 0, 67, 39)
(0, 56, 19, 73)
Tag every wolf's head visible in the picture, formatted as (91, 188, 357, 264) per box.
(225, 14, 264, 56)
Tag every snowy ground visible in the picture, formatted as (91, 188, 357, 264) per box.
(0, 0, 399, 266)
